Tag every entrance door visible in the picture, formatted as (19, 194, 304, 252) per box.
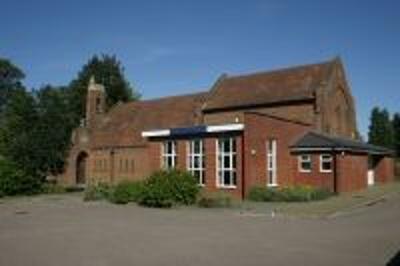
(76, 152, 88, 185)
(367, 156, 377, 186)
(367, 170, 375, 186)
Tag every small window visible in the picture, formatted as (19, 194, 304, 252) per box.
(320, 154, 333, 173)
(125, 159, 129, 172)
(130, 160, 135, 172)
(103, 159, 107, 171)
(298, 155, 312, 173)
(162, 141, 177, 169)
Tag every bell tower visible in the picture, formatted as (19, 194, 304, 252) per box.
(85, 76, 106, 127)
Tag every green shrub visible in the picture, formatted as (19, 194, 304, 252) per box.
(138, 170, 200, 208)
(0, 159, 43, 196)
(64, 186, 85, 193)
(83, 183, 112, 201)
(197, 192, 233, 208)
(248, 185, 332, 202)
(41, 183, 66, 194)
(110, 181, 144, 204)
(247, 186, 280, 202)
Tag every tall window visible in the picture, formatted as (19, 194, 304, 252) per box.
(95, 97, 101, 113)
(298, 154, 312, 173)
(162, 141, 177, 169)
(320, 154, 333, 173)
(217, 137, 237, 188)
(266, 139, 277, 186)
(187, 139, 205, 186)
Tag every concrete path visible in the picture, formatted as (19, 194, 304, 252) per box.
(0, 194, 399, 266)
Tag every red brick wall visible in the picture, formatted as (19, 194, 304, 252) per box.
(375, 157, 395, 184)
(146, 135, 243, 198)
(336, 153, 368, 193)
(291, 153, 335, 192)
(203, 103, 315, 126)
(243, 112, 311, 194)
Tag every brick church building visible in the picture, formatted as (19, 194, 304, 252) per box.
(59, 57, 394, 198)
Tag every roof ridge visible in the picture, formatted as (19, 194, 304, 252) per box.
(307, 130, 345, 146)
(138, 90, 208, 104)
(245, 111, 312, 126)
(224, 58, 335, 80)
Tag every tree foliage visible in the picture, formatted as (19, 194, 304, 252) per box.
(368, 107, 394, 148)
(0, 88, 40, 175)
(393, 113, 400, 157)
(0, 55, 139, 195)
(0, 58, 25, 115)
(33, 85, 76, 175)
(68, 54, 140, 123)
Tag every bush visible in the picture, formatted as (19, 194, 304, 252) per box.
(247, 186, 280, 202)
(248, 185, 332, 202)
(138, 170, 200, 208)
(83, 183, 112, 201)
(0, 159, 43, 196)
(197, 192, 233, 208)
(110, 181, 144, 204)
(65, 186, 85, 193)
(41, 183, 66, 194)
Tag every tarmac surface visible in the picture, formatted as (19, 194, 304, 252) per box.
(0, 194, 399, 266)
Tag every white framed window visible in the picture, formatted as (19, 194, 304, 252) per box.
(298, 154, 312, 173)
(216, 137, 237, 188)
(162, 140, 177, 169)
(187, 139, 205, 186)
(266, 139, 277, 186)
(320, 154, 333, 173)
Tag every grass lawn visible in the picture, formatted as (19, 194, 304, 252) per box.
(239, 181, 400, 218)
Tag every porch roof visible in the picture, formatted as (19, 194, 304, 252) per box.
(290, 131, 394, 155)
(141, 123, 244, 138)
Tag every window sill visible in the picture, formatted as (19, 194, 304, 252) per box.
(217, 185, 237, 190)
(320, 170, 332, 173)
(299, 170, 312, 173)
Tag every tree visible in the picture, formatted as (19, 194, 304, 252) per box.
(0, 88, 40, 176)
(393, 113, 400, 157)
(368, 107, 394, 148)
(33, 85, 76, 175)
(68, 54, 140, 123)
(0, 58, 25, 114)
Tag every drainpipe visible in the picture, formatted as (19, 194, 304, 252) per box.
(241, 133, 246, 200)
(333, 152, 338, 193)
(110, 149, 115, 184)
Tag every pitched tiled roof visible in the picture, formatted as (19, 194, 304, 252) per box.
(203, 59, 335, 111)
(291, 131, 394, 155)
(89, 58, 340, 148)
(91, 92, 208, 148)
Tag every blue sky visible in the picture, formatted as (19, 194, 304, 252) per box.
(1, 0, 399, 137)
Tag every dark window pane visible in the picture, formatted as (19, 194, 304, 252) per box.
(223, 139, 230, 153)
(194, 157, 200, 168)
(322, 162, 332, 170)
(223, 171, 230, 185)
(224, 156, 230, 168)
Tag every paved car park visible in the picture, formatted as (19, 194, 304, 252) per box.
(0, 193, 399, 266)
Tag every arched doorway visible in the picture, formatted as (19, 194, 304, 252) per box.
(76, 152, 88, 185)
